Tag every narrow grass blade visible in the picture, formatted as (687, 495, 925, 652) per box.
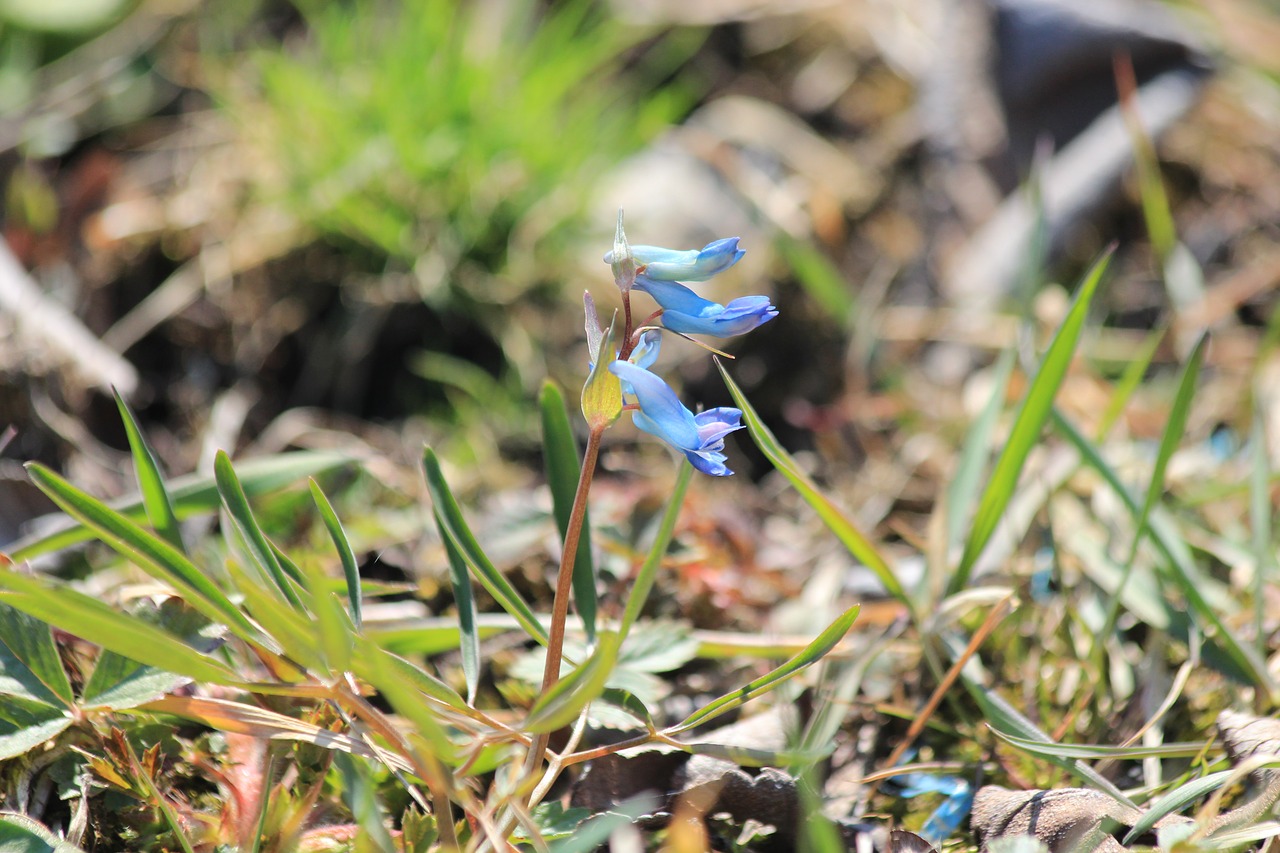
(215, 450, 304, 610)
(114, 389, 185, 554)
(1122, 770, 1233, 845)
(0, 603, 75, 708)
(1098, 333, 1207, 638)
(1131, 333, 1207, 555)
(351, 639, 468, 712)
(952, 249, 1111, 592)
(540, 380, 596, 643)
(618, 461, 692, 644)
(1095, 329, 1163, 439)
(989, 731, 1206, 760)
(224, 561, 327, 676)
(333, 752, 398, 853)
(681, 740, 837, 768)
(775, 234, 854, 325)
(309, 479, 362, 630)
(0, 573, 237, 685)
(422, 447, 549, 645)
(1052, 410, 1274, 693)
(667, 605, 860, 735)
(524, 633, 620, 734)
(360, 645, 457, 765)
(435, 510, 480, 705)
(11, 451, 350, 561)
(718, 361, 905, 604)
(966, 677, 1136, 808)
(23, 463, 264, 645)
(1251, 409, 1274, 657)
(945, 349, 1015, 555)
(299, 558, 354, 675)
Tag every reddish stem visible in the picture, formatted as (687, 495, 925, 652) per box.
(529, 426, 605, 769)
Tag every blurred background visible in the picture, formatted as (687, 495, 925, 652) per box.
(0, 0, 1277, 560)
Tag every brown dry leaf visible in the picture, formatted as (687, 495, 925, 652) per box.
(888, 829, 938, 852)
(970, 785, 1193, 852)
(139, 695, 413, 773)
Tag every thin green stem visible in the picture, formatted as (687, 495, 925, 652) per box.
(527, 425, 605, 772)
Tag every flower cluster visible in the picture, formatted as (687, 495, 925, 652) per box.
(582, 214, 777, 476)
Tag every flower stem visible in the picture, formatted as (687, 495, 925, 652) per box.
(527, 424, 605, 771)
(619, 291, 635, 361)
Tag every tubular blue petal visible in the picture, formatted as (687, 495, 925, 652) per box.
(694, 408, 743, 445)
(630, 330, 662, 371)
(609, 361, 700, 449)
(605, 238, 744, 282)
(633, 276, 715, 316)
(635, 275, 778, 337)
(608, 362, 745, 476)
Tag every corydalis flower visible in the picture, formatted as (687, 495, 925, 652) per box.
(604, 237, 744, 282)
(634, 275, 777, 337)
(609, 361, 743, 476)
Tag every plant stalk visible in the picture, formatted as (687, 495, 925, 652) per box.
(527, 425, 605, 772)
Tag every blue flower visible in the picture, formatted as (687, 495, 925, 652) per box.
(634, 275, 778, 337)
(604, 237, 744, 282)
(608, 361, 743, 476)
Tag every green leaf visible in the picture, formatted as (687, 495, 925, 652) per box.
(434, 510, 479, 705)
(0, 812, 88, 852)
(0, 603, 74, 708)
(989, 730, 1205, 760)
(618, 462, 692, 644)
(682, 740, 836, 768)
(547, 794, 661, 853)
(952, 249, 1111, 592)
(718, 362, 906, 605)
(22, 463, 265, 646)
(512, 803, 593, 842)
(359, 645, 457, 766)
(299, 559, 354, 676)
(11, 451, 350, 561)
(1098, 333, 1208, 639)
(1052, 411, 1274, 694)
(78, 651, 187, 712)
(775, 233, 853, 325)
(0, 573, 237, 686)
(114, 389, 185, 554)
(1251, 408, 1274, 658)
(333, 752, 397, 853)
(967, 678, 1136, 808)
(667, 605, 860, 734)
(945, 349, 1015, 556)
(619, 619, 699, 674)
(1121, 770, 1237, 845)
(525, 633, 621, 734)
(309, 479, 363, 630)
(1133, 333, 1207, 556)
(350, 639, 468, 713)
(215, 451, 303, 609)
(0, 699, 72, 761)
(581, 313, 622, 430)
(540, 380, 596, 644)
(422, 447, 548, 645)
(224, 561, 327, 676)
(1095, 329, 1163, 439)
(116, 731, 198, 853)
